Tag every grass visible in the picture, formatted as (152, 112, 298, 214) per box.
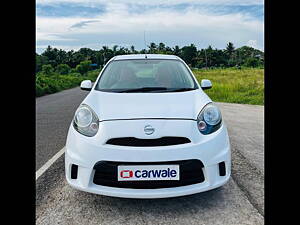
(193, 67, 264, 105)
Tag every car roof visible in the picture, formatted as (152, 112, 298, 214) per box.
(113, 54, 180, 61)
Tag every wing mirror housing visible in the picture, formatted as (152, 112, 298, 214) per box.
(201, 79, 212, 90)
(80, 80, 92, 91)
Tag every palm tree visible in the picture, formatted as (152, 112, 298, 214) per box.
(158, 42, 166, 52)
(102, 46, 109, 64)
(173, 45, 181, 56)
(112, 45, 118, 55)
(130, 45, 135, 54)
(148, 42, 157, 53)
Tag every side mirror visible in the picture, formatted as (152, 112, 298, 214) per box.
(201, 79, 212, 90)
(80, 80, 92, 91)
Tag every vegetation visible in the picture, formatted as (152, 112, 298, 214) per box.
(55, 64, 71, 75)
(36, 42, 264, 73)
(36, 42, 264, 105)
(36, 69, 100, 97)
(193, 68, 264, 105)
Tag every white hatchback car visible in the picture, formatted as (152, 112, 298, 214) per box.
(65, 54, 231, 198)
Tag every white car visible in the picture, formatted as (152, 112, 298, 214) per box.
(65, 54, 231, 198)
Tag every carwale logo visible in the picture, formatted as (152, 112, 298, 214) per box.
(118, 165, 179, 181)
(144, 125, 155, 135)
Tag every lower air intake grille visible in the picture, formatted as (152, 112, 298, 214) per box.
(106, 137, 191, 147)
(93, 160, 205, 189)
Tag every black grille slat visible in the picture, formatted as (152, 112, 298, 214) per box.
(93, 160, 205, 189)
(106, 137, 191, 147)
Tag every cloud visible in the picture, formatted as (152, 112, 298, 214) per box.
(37, 0, 263, 6)
(246, 39, 263, 50)
(36, 1, 263, 18)
(36, 0, 264, 53)
(36, 33, 76, 41)
(70, 20, 100, 29)
(36, 3, 105, 17)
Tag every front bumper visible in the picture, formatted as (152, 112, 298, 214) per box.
(65, 119, 231, 198)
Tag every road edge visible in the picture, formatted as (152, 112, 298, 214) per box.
(231, 144, 264, 216)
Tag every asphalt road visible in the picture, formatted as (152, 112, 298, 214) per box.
(36, 87, 264, 225)
(36, 87, 88, 171)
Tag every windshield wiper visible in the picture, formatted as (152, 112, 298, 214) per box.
(164, 88, 197, 92)
(118, 87, 168, 93)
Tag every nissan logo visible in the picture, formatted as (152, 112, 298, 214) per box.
(144, 125, 155, 135)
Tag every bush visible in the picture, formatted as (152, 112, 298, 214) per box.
(36, 84, 44, 96)
(243, 57, 260, 68)
(56, 64, 71, 75)
(36, 69, 101, 97)
(76, 60, 92, 75)
(70, 68, 77, 73)
(41, 64, 54, 75)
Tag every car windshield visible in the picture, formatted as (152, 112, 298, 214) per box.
(95, 59, 198, 93)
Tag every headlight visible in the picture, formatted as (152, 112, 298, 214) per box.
(73, 104, 99, 137)
(197, 103, 222, 135)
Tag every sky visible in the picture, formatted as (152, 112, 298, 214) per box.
(36, 0, 264, 54)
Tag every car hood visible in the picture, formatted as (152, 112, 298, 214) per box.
(82, 89, 212, 121)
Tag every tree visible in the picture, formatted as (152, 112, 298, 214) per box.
(70, 51, 85, 67)
(35, 44, 264, 74)
(236, 46, 264, 63)
(244, 57, 260, 67)
(130, 45, 136, 54)
(78, 48, 95, 60)
(65, 50, 75, 67)
(95, 51, 104, 67)
(56, 49, 68, 64)
(112, 45, 118, 55)
(101, 46, 114, 64)
(227, 58, 236, 67)
(225, 42, 235, 56)
(225, 42, 235, 66)
(213, 49, 227, 67)
(205, 46, 215, 67)
(41, 46, 63, 67)
(117, 47, 129, 55)
(158, 42, 166, 53)
(181, 44, 197, 67)
(56, 64, 71, 75)
(76, 60, 92, 75)
(173, 45, 181, 56)
(148, 42, 157, 53)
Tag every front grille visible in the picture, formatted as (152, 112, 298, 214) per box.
(93, 160, 205, 189)
(106, 137, 191, 147)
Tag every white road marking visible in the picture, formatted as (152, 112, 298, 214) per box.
(36, 147, 66, 180)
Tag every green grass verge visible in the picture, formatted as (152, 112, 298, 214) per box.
(36, 70, 100, 97)
(193, 68, 264, 105)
